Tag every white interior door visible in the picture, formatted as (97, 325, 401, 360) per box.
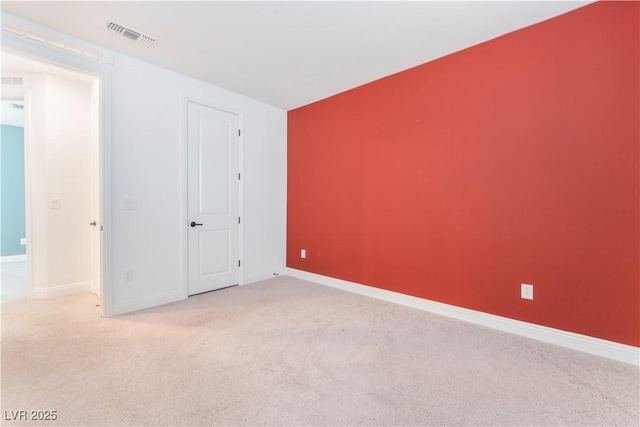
(89, 85, 101, 298)
(187, 102, 240, 296)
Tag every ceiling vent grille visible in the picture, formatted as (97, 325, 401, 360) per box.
(1, 76, 24, 86)
(105, 20, 156, 47)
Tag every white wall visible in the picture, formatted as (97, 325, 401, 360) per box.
(45, 74, 93, 291)
(2, 13, 288, 315)
(110, 54, 287, 314)
(25, 72, 93, 297)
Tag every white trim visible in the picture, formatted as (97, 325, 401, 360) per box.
(112, 290, 183, 316)
(243, 268, 286, 285)
(179, 93, 190, 299)
(0, 255, 26, 263)
(286, 268, 640, 366)
(180, 94, 190, 300)
(29, 281, 91, 298)
(99, 66, 113, 318)
(24, 87, 34, 305)
(2, 27, 112, 318)
(237, 112, 245, 286)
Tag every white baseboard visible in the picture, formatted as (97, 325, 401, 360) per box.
(112, 290, 184, 316)
(29, 281, 91, 299)
(286, 268, 639, 366)
(1, 255, 26, 263)
(243, 268, 287, 286)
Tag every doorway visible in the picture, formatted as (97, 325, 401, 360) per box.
(0, 98, 26, 302)
(1, 51, 103, 308)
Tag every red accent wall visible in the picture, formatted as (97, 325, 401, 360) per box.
(287, 2, 639, 347)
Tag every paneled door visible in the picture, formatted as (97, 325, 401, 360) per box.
(187, 102, 240, 295)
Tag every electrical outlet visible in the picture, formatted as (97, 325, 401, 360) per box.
(521, 283, 533, 300)
(301, 249, 306, 259)
(124, 270, 133, 282)
(20, 238, 26, 245)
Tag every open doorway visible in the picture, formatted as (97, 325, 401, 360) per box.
(1, 51, 102, 309)
(0, 98, 26, 301)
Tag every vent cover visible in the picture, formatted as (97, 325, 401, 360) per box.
(105, 20, 156, 47)
(1, 76, 24, 86)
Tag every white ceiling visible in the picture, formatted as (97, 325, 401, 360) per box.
(1, 1, 591, 110)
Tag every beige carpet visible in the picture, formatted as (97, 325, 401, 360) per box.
(1, 276, 638, 426)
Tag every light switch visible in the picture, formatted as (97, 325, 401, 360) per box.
(50, 198, 61, 209)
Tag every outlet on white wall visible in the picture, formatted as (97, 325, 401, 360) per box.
(124, 270, 133, 282)
(300, 249, 306, 259)
(521, 283, 534, 300)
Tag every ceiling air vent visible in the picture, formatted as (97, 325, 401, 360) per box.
(105, 20, 156, 47)
(1, 76, 24, 86)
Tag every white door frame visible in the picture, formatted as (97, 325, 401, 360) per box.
(2, 34, 113, 317)
(180, 95, 244, 298)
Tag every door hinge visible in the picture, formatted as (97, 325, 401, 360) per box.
(238, 260, 241, 267)
(238, 129, 241, 137)
(238, 173, 241, 180)
(238, 217, 241, 224)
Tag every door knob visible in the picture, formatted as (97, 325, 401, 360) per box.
(190, 221, 203, 227)
(89, 221, 97, 226)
